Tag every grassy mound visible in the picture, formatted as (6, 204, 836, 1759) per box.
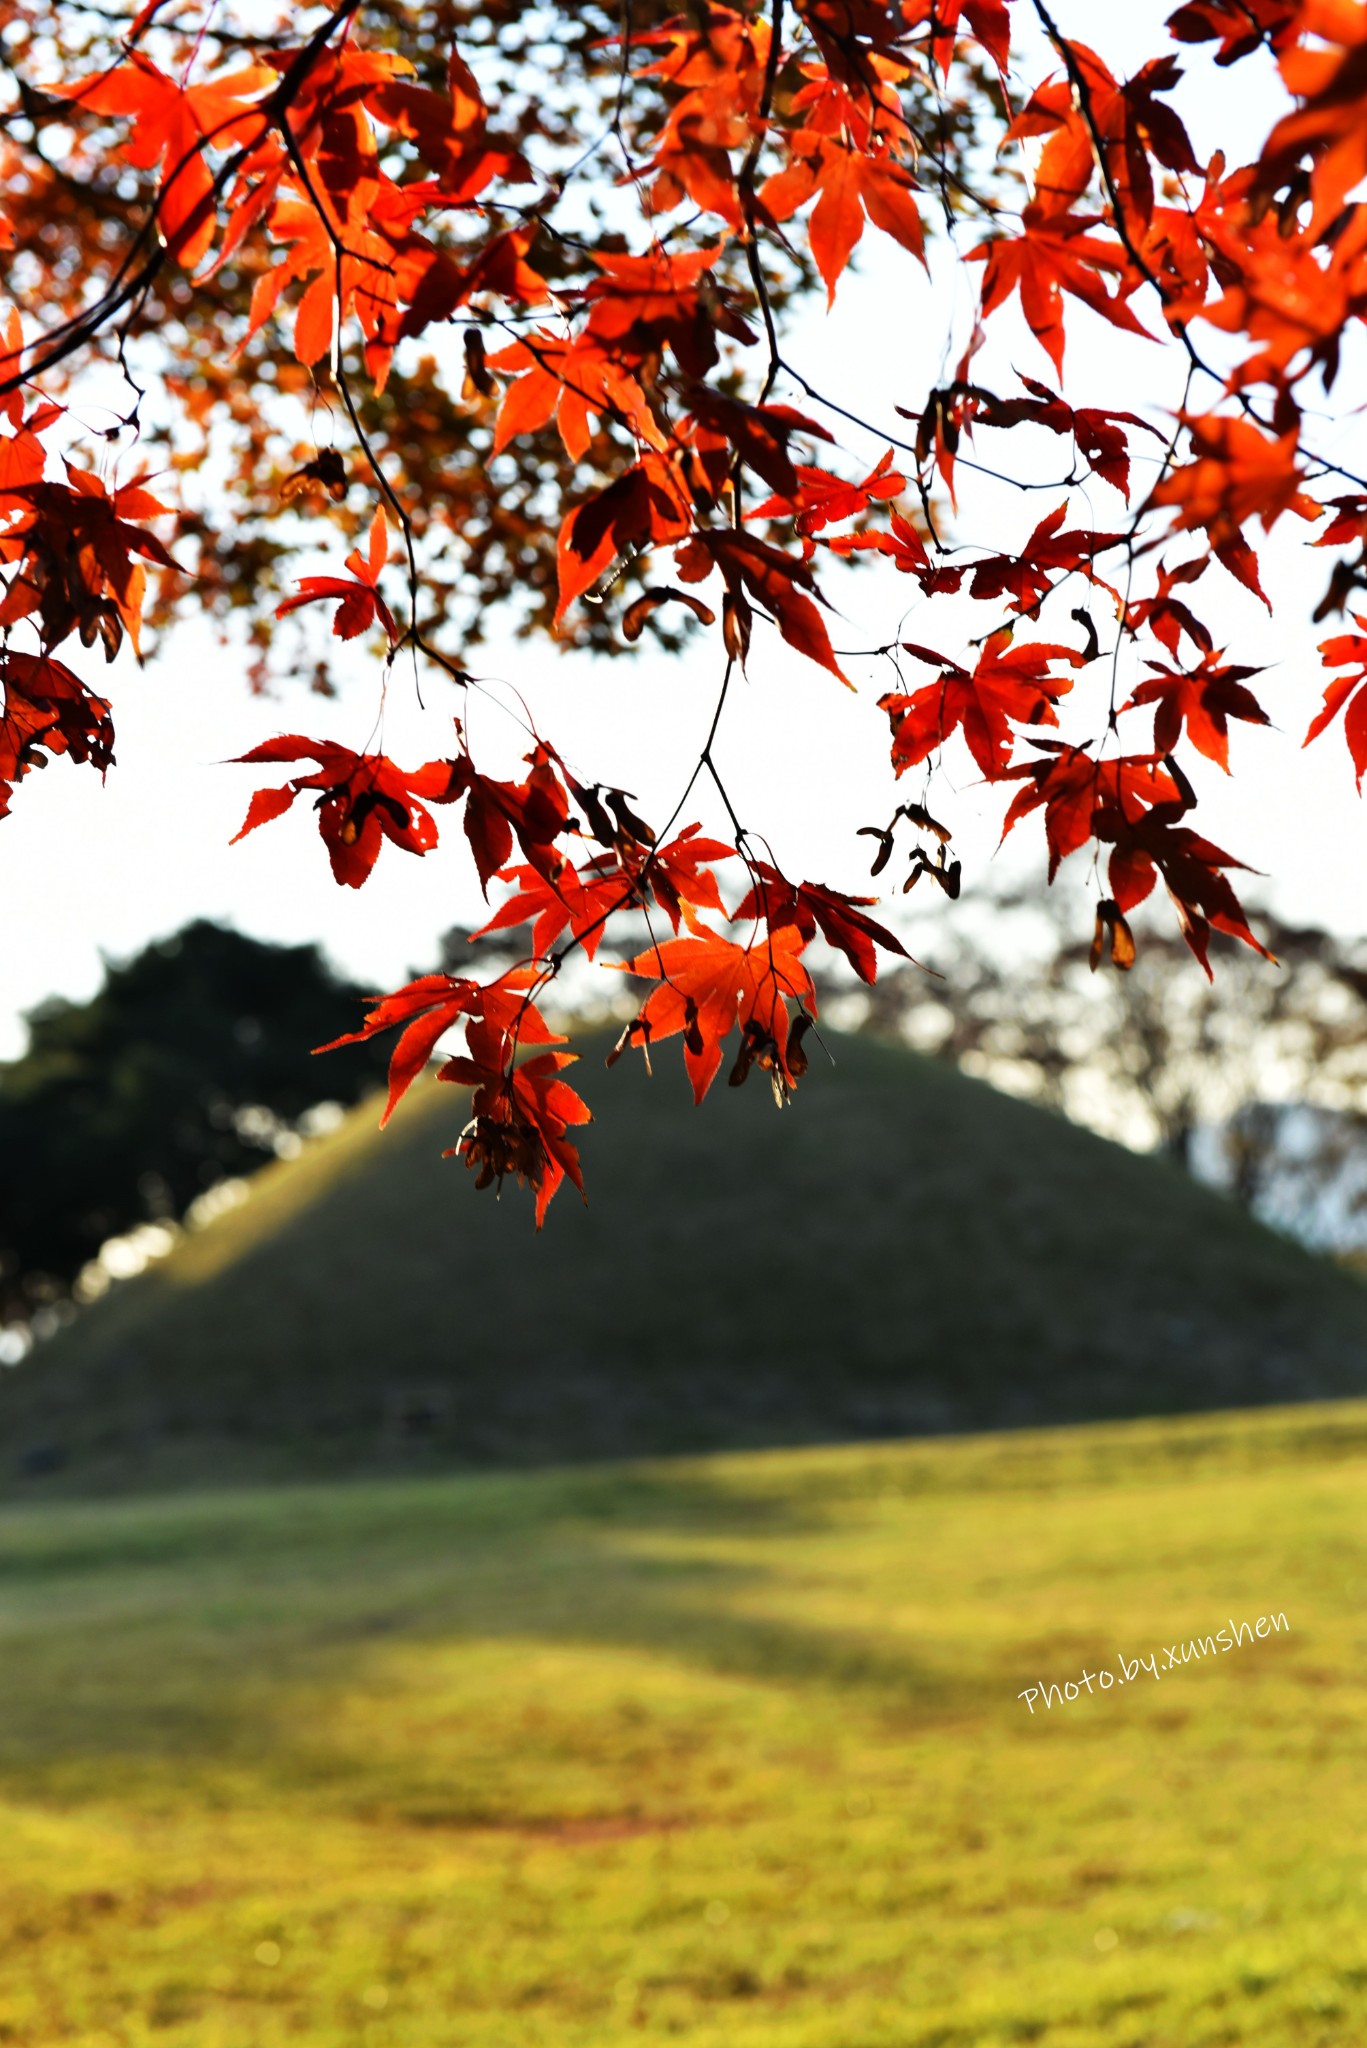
(5, 1032, 1367, 1489)
(1, 1404, 1364, 2045)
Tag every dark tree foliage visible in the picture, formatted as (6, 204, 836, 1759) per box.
(0, 922, 389, 1320)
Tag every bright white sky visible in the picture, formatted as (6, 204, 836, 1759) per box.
(2, 3, 1363, 1059)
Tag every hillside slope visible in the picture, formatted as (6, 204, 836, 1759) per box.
(5, 1032, 1367, 1488)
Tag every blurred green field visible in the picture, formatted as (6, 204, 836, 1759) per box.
(2, 1402, 1365, 2046)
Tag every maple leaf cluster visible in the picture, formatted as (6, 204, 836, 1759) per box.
(2, 0, 1366, 1222)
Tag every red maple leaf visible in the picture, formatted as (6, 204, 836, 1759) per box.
(632, 8, 773, 225)
(644, 823, 736, 928)
(440, 1016, 591, 1226)
(0, 465, 180, 657)
(676, 529, 847, 681)
(970, 204, 1153, 375)
(1102, 811, 1271, 974)
(998, 745, 1184, 875)
(55, 52, 272, 267)
(320, 966, 588, 1224)
(1258, 6, 1367, 233)
(366, 50, 530, 198)
(881, 630, 1085, 779)
(622, 908, 817, 1104)
(904, 0, 1012, 74)
(731, 862, 909, 983)
(1008, 42, 1200, 229)
(748, 449, 906, 540)
(828, 509, 965, 594)
(1304, 614, 1367, 790)
(1124, 651, 1269, 768)
(555, 451, 693, 624)
(581, 243, 744, 379)
(1124, 556, 1215, 659)
(275, 507, 399, 643)
(681, 391, 832, 503)
(965, 502, 1125, 614)
(1148, 415, 1322, 604)
(486, 330, 664, 463)
(1167, 1, 1297, 67)
(471, 821, 733, 959)
(447, 744, 573, 893)
(390, 227, 545, 360)
(316, 965, 560, 1122)
(473, 860, 630, 962)
(0, 649, 114, 817)
(978, 375, 1163, 500)
(230, 734, 449, 887)
(762, 134, 926, 304)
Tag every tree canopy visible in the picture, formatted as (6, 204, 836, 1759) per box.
(3, 0, 1366, 1221)
(0, 921, 390, 1322)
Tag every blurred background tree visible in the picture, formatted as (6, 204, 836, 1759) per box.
(0, 922, 390, 1324)
(845, 894, 1367, 1263)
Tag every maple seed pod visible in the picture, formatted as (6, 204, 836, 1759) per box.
(281, 449, 348, 501)
(899, 802, 952, 845)
(1090, 900, 1137, 973)
(722, 590, 752, 668)
(727, 1034, 757, 1088)
(462, 327, 494, 400)
(606, 788, 656, 846)
(96, 607, 123, 663)
(621, 587, 717, 642)
(683, 997, 705, 1059)
(572, 780, 617, 845)
(858, 825, 894, 876)
(606, 1024, 632, 1070)
(606, 1016, 648, 1069)
(459, 1113, 545, 1197)
(787, 1013, 814, 1079)
(1070, 606, 1101, 662)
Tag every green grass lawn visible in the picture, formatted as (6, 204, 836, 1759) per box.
(1, 1401, 1365, 2047)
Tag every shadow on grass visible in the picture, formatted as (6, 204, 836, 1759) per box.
(2, 1396, 1359, 1809)
(0, 1458, 980, 1806)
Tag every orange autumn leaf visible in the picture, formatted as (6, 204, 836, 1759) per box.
(1304, 613, 1367, 789)
(970, 204, 1153, 375)
(54, 52, 272, 267)
(882, 630, 1086, 779)
(762, 136, 926, 304)
(1124, 652, 1270, 769)
(439, 1015, 591, 1227)
(1149, 415, 1322, 603)
(1259, 2, 1367, 233)
(622, 908, 817, 1105)
(275, 507, 398, 643)
(229, 732, 450, 888)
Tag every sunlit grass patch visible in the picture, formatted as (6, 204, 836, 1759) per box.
(1, 1401, 1365, 2044)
